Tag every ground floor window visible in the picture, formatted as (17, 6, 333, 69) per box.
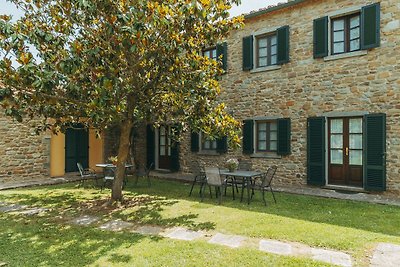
(256, 121, 277, 152)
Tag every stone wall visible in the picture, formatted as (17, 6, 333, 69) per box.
(0, 110, 50, 183)
(177, 0, 400, 194)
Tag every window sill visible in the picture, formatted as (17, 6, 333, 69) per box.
(250, 152, 282, 159)
(250, 65, 281, 74)
(324, 50, 367, 62)
(197, 151, 219, 156)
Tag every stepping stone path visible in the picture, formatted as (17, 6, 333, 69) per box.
(70, 215, 100, 226)
(16, 207, 48, 216)
(134, 225, 164, 236)
(164, 227, 204, 241)
(370, 243, 400, 267)
(208, 233, 246, 248)
(99, 220, 134, 231)
(0, 204, 28, 213)
(311, 248, 352, 267)
(3, 201, 400, 267)
(259, 239, 293, 256)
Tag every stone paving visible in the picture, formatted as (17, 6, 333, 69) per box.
(1, 201, 400, 266)
(164, 227, 204, 241)
(208, 233, 247, 248)
(370, 243, 400, 267)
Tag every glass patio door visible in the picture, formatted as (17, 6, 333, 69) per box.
(328, 117, 363, 187)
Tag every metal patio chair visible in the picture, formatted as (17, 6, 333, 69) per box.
(247, 166, 277, 206)
(77, 162, 99, 186)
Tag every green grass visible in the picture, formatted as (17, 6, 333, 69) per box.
(1, 177, 400, 266)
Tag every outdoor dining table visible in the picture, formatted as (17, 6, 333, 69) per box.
(220, 170, 263, 204)
(95, 163, 134, 178)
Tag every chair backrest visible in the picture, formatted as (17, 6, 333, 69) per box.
(204, 167, 222, 186)
(104, 166, 115, 179)
(262, 166, 277, 187)
(77, 163, 84, 176)
(145, 162, 154, 176)
(238, 159, 252, 171)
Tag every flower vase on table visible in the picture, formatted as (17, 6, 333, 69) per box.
(225, 158, 239, 173)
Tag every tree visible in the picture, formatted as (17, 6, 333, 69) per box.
(0, 0, 243, 202)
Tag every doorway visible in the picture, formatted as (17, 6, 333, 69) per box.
(65, 128, 89, 172)
(158, 125, 172, 170)
(328, 117, 363, 187)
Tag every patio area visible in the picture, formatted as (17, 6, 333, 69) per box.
(1, 176, 400, 266)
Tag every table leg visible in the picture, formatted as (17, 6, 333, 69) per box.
(247, 177, 250, 205)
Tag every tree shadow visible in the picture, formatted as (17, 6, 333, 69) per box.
(124, 178, 400, 238)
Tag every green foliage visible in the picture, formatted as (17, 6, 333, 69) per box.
(0, 0, 243, 143)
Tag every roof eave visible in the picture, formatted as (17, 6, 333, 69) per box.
(243, 0, 310, 20)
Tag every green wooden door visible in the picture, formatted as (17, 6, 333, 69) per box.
(65, 128, 89, 172)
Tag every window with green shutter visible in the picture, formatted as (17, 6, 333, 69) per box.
(277, 118, 291, 155)
(313, 16, 328, 58)
(216, 136, 228, 154)
(364, 113, 386, 191)
(242, 35, 253, 70)
(216, 42, 228, 71)
(190, 132, 199, 152)
(307, 117, 326, 186)
(242, 120, 254, 154)
(314, 3, 380, 58)
(361, 3, 380, 49)
(277, 26, 290, 64)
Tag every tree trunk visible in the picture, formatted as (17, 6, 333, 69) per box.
(111, 120, 133, 202)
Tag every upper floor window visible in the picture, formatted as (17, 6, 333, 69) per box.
(242, 25, 289, 71)
(256, 34, 277, 67)
(331, 13, 360, 55)
(314, 3, 380, 59)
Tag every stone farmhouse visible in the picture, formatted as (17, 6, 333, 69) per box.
(1, 0, 399, 195)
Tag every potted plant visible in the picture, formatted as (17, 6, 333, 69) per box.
(108, 156, 118, 165)
(225, 158, 239, 172)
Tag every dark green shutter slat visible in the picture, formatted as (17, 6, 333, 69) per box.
(364, 113, 386, 191)
(190, 132, 199, 152)
(146, 125, 155, 170)
(277, 25, 290, 65)
(313, 16, 328, 58)
(361, 3, 380, 50)
(242, 35, 253, 71)
(242, 120, 254, 154)
(216, 136, 228, 153)
(216, 42, 228, 71)
(171, 142, 180, 172)
(277, 118, 291, 155)
(65, 126, 88, 172)
(307, 117, 326, 185)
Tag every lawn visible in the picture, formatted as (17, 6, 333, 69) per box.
(1, 177, 399, 266)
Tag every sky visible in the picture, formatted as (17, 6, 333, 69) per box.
(0, 0, 286, 19)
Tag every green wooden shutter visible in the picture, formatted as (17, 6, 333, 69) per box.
(242, 120, 254, 154)
(277, 25, 290, 65)
(171, 142, 180, 172)
(190, 132, 199, 152)
(242, 35, 253, 71)
(313, 16, 328, 58)
(277, 118, 291, 155)
(146, 125, 155, 169)
(361, 3, 380, 50)
(307, 117, 326, 185)
(216, 42, 228, 71)
(364, 113, 386, 191)
(216, 136, 228, 154)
